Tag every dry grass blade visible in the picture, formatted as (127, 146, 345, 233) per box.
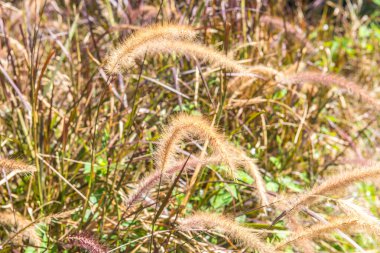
(179, 212, 277, 253)
(280, 71, 380, 111)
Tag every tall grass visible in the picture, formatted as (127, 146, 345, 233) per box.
(0, 1, 379, 252)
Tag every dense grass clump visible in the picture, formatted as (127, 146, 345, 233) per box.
(0, 1, 379, 252)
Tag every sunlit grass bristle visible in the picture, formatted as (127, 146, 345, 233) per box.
(0, 158, 37, 174)
(179, 212, 277, 253)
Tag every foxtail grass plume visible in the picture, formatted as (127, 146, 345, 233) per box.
(155, 114, 237, 174)
(227, 65, 280, 93)
(107, 39, 246, 73)
(240, 155, 269, 207)
(105, 22, 246, 73)
(106, 23, 197, 73)
(0, 210, 40, 247)
(275, 217, 359, 250)
(123, 156, 221, 210)
(179, 212, 277, 253)
(280, 71, 380, 111)
(0, 158, 36, 174)
(337, 199, 380, 240)
(283, 162, 380, 215)
(67, 233, 107, 253)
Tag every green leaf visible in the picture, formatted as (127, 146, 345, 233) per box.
(236, 170, 254, 184)
(269, 156, 282, 169)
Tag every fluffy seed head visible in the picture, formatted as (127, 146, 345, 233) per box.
(106, 23, 197, 73)
(124, 156, 221, 210)
(282, 162, 380, 214)
(155, 114, 237, 174)
(275, 217, 359, 250)
(0, 210, 40, 247)
(67, 232, 107, 253)
(279, 71, 380, 111)
(179, 212, 277, 253)
(0, 158, 37, 174)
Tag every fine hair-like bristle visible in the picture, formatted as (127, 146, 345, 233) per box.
(123, 156, 221, 210)
(283, 163, 380, 214)
(67, 232, 107, 253)
(179, 212, 277, 253)
(106, 23, 197, 73)
(279, 71, 380, 111)
(155, 114, 236, 174)
(0, 158, 37, 174)
(275, 217, 359, 249)
(239, 155, 269, 207)
(106, 38, 246, 73)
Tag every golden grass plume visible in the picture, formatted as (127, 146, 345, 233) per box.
(106, 23, 197, 73)
(124, 156, 221, 210)
(179, 212, 277, 253)
(124, 114, 268, 209)
(106, 26, 246, 73)
(275, 217, 359, 250)
(282, 162, 380, 214)
(227, 65, 280, 93)
(155, 114, 236, 174)
(0, 158, 36, 174)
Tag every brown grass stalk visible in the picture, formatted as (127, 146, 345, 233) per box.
(179, 212, 277, 253)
